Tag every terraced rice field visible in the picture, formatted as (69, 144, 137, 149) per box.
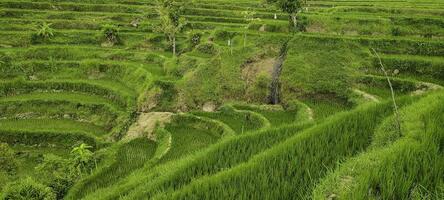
(0, 0, 443, 199)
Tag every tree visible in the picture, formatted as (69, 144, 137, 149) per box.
(241, 10, 260, 48)
(1, 178, 56, 200)
(278, 0, 304, 31)
(154, 0, 187, 57)
(70, 143, 94, 176)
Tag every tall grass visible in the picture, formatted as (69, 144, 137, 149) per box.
(81, 120, 312, 199)
(313, 91, 444, 199)
(66, 138, 157, 200)
(158, 98, 415, 199)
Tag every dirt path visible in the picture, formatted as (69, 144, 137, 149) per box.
(124, 112, 173, 141)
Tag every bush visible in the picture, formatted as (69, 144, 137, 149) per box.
(100, 24, 121, 46)
(1, 178, 56, 200)
(188, 31, 202, 48)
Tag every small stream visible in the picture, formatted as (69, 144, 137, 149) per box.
(269, 41, 289, 104)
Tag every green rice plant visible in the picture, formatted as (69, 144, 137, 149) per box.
(66, 138, 157, 199)
(0, 80, 135, 110)
(192, 105, 267, 133)
(0, 128, 101, 149)
(313, 91, 444, 199)
(0, 98, 121, 129)
(80, 121, 313, 200)
(232, 100, 311, 126)
(280, 35, 365, 101)
(159, 114, 232, 162)
(0, 119, 107, 136)
(155, 97, 415, 199)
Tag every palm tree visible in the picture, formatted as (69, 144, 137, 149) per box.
(71, 143, 93, 176)
(37, 22, 54, 39)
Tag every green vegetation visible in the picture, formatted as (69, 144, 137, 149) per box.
(0, 0, 442, 199)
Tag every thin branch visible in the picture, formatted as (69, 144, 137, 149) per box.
(371, 48, 402, 135)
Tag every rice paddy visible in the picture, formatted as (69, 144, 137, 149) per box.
(0, 0, 443, 199)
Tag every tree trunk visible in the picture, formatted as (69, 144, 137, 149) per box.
(291, 13, 298, 31)
(172, 36, 176, 57)
(244, 32, 247, 48)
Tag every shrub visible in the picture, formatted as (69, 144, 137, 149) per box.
(1, 177, 56, 200)
(100, 24, 120, 46)
(188, 31, 202, 48)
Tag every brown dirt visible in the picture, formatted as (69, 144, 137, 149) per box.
(242, 58, 275, 86)
(124, 112, 173, 141)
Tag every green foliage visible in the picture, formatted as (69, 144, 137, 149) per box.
(100, 24, 120, 45)
(187, 31, 202, 48)
(0, 143, 17, 175)
(71, 143, 95, 175)
(35, 154, 76, 199)
(1, 178, 56, 200)
(154, 0, 187, 56)
(277, 0, 303, 15)
(36, 22, 54, 39)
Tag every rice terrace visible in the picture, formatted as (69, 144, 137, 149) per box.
(0, 0, 443, 199)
